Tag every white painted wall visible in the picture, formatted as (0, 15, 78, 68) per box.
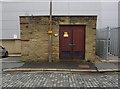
(1, 0, 119, 39)
(0, 2, 2, 40)
(0, 2, 2, 88)
(99, 2, 118, 28)
(118, 1, 120, 58)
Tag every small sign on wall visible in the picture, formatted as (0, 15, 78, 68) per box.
(63, 32, 68, 37)
(13, 34, 17, 39)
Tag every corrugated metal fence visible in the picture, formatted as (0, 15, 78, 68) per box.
(96, 27, 119, 60)
(109, 27, 118, 56)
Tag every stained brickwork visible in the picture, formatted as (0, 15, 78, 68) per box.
(20, 16, 97, 62)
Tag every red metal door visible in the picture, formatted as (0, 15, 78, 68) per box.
(72, 26, 85, 59)
(59, 25, 85, 60)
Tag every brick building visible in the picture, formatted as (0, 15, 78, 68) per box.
(1, 1, 119, 61)
(20, 16, 97, 62)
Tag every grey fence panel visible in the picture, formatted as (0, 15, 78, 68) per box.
(118, 27, 120, 58)
(96, 27, 109, 59)
(109, 28, 118, 56)
(96, 27, 109, 40)
(96, 27, 118, 60)
(103, 40, 108, 59)
(96, 40, 108, 59)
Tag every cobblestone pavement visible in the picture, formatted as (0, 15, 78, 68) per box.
(2, 72, 119, 88)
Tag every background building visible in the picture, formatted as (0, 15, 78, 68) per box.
(118, 1, 120, 58)
(0, 0, 119, 58)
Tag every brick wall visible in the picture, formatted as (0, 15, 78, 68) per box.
(20, 16, 97, 62)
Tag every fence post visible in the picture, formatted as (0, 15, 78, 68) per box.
(106, 26, 109, 60)
(118, 27, 120, 58)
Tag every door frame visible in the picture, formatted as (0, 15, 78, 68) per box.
(59, 25, 86, 61)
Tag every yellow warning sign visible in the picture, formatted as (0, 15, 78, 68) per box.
(48, 30, 53, 34)
(48, 20, 52, 23)
(64, 32, 68, 37)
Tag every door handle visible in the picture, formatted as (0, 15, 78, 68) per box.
(72, 44, 75, 46)
(69, 44, 72, 46)
(69, 43, 75, 46)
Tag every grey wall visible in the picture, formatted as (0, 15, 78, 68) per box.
(0, 2, 2, 88)
(118, 1, 120, 58)
(1, 1, 119, 39)
(99, 2, 118, 28)
(0, 2, 2, 41)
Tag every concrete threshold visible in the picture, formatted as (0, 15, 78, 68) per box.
(3, 68, 98, 73)
(98, 69, 120, 72)
(3, 68, 120, 73)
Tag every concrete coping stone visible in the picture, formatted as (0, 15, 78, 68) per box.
(3, 68, 119, 72)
